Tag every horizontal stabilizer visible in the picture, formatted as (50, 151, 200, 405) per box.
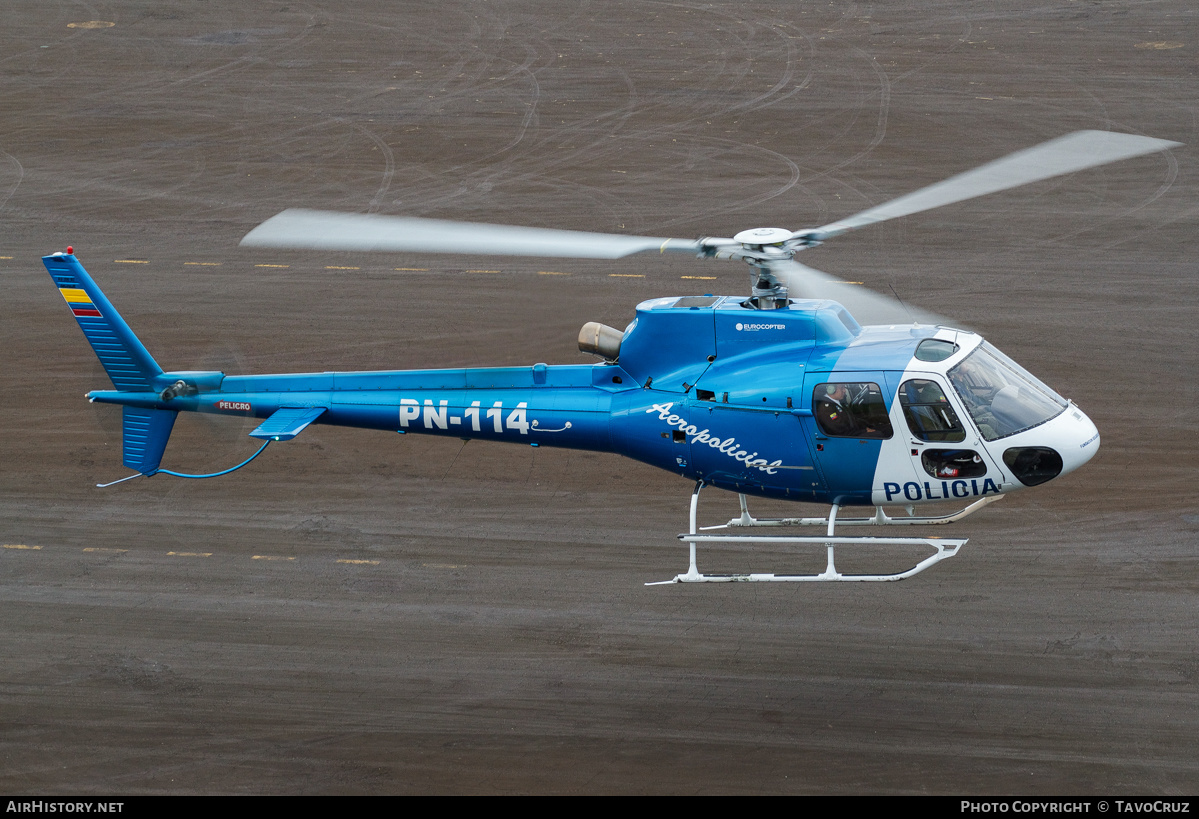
(123, 407, 178, 473)
(249, 407, 327, 441)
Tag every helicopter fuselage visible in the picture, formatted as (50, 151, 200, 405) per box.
(82, 283, 1100, 507)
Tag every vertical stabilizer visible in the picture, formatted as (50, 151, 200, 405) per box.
(43, 253, 163, 391)
(122, 407, 177, 473)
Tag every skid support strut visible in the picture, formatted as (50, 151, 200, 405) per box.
(647, 482, 972, 585)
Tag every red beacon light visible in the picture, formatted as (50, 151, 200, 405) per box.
(66, 246, 73, 255)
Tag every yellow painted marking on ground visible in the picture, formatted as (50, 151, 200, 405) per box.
(3, 544, 41, 550)
(423, 563, 460, 569)
(834, 281, 864, 285)
(538, 271, 569, 276)
(681, 275, 717, 280)
(184, 262, 222, 266)
(395, 267, 428, 271)
(252, 555, 295, 561)
(83, 547, 127, 553)
(609, 273, 645, 278)
(167, 551, 212, 557)
(114, 259, 149, 264)
(0, 256, 12, 259)
(255, 263, 290, 268)
(337, 559, 380, 565)
(975, 97, 994, 100)
(465, 269, 500, 273)
(68, 21, 116, 28)
(325, 266, 360, 270)
(1136, 41, 1183, 49)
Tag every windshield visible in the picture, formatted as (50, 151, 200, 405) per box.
(947, 342, 1067, 441)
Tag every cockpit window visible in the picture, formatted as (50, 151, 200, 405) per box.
(915, 338, 959, 362)
(813, 382, 893, 439)
(948, 342, 1067, 441)
(899, 379, 966, 442)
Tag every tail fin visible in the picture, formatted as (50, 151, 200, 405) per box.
(43, 252, 163, 392)
(122, 406, 178, 473)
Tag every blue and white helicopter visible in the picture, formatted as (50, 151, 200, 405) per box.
(46, 131, 1178, 583)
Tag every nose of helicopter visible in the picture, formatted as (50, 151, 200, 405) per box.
(995, 404, 1099, 488)
(1057, 404, 1101, 477)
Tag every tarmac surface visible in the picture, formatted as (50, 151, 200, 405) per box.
(1, 0, 1197, 795)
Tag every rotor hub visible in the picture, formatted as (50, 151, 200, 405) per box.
(733, 227, 792, 246)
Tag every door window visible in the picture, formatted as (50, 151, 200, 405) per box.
(812, 382, 893, 439)
(899, 379, 966, 442)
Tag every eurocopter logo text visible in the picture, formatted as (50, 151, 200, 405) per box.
(647, 403, 781, 474)
(735, 322, 785, 331)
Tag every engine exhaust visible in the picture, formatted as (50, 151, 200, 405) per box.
(578, 321, 623, 361)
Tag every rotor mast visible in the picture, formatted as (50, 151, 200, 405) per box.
(697, 227, 823, 309)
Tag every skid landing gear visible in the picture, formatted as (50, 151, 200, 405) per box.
(646, 482, 998, 585)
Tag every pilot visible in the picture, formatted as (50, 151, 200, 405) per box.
(915, 379, 947, 404)
(815, 383, 858, 436)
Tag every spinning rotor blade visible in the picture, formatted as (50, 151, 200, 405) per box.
(241, 209, 707, 259)
(812, 131, 1181, 239)
(777, 260, 952, 327)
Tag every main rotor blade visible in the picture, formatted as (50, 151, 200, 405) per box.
(778, 260, 954, 327)
(814, 130, 1181, 239)
(241, 209, 705, 259)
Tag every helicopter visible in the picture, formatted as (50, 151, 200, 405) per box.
(45, 130, 1179, 583)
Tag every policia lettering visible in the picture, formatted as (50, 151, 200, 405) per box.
(884, 478, 1000, 502)
(648, 403, 782, 474)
